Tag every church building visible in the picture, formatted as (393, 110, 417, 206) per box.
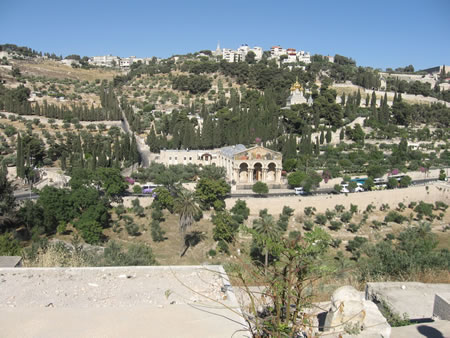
(156, 145, 283, 185)
(285, 79, 313, 107)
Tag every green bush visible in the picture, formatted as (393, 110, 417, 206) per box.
(303, 220, 314, 231)
(315, 214, 327, 225)
(133, 185, 142, 194)
(0, 233, 21, 255)
(329, 220, 343, 231)
(340, 211, 352, 223)
(76, 219, 103, 244)
(360, 224, 450, 280)
(347, 223, 361, 233)
(151, 219, 165, 242)
(125, 222, 140, 236)
(384, 211, 407, 224)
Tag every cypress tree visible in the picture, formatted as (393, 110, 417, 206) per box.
(319, 130, 324, 144)
(16, 134, 24, 178)
(326, 129, 332, 144)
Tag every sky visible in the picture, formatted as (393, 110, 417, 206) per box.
(1, 0, 449, 70)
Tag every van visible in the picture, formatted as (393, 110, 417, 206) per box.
(294, 187, 304, 195)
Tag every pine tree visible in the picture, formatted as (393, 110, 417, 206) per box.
(339, 128, 345, 141)
(319, 130, 324, 144)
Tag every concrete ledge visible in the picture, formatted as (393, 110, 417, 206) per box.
(366, 282, 450, 320)
(434, 293, 450, 321)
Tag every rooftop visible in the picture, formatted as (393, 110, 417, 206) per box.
(220, 144, 247, 158)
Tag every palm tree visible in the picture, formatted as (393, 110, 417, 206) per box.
(253, 212, 282, 275)
(174, 189, 200, 256)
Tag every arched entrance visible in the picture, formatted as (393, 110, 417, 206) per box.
(267, 162, 276, 182)
(239, 163, 249, 183)
(253, 163, 262, 181)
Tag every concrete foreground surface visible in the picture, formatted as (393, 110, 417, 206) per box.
(0, 266, 248, 338)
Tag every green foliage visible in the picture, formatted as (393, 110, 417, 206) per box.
(340, 211, 352, 223)
(303, 220, 314, 231)
(195, 177, 230, 210)
(75, 219, 103, 244)
(435, 201, 448, 211)
(347, 236, 368, 259)
(360, 224, 449, 279)
(230, 199, 250, 224)
(0, 166, 16, 232)
(153, 187, 175, 213)
(399, 175, 412, 188)
(252, 181, 269, 195)
(103, 241, 157, 266)
(125, 222, 140, 236)
(329, 220, 343, 231)
(212, 210, 239, 243)
(287, 171, 307, 187)
(378, 300, 411, 327)
(414, 201, 434, 219)
(384, 211, 407, 224)
(387, 177, 399, 189)
(304, 206, 316, 217)
(0, 232, 21, 255)
(347, 223, 361, 233)
(314, 214, 327, 225)
(133, 185, 142, 194)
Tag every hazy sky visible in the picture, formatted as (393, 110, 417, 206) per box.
(1, 0, 449, 70)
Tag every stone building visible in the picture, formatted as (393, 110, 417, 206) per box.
(156, 145, 283, 185)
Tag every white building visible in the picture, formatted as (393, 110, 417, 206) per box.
(270, 46, 287, 58)
(219, 44, 263, 63)
(297, 50, 311, 64)
(89, 55, 119, 67)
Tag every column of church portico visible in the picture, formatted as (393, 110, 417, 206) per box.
(275, 169, 281, 183)
(262, 168, 268, 182)
(234, 168, 239, 183)
(249, 169, 254, 183)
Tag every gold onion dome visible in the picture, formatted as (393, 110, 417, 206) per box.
(290, 79, 303, 92)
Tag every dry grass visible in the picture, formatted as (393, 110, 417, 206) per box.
(14, 59, 119, 82)
(23, 245, 89, 267)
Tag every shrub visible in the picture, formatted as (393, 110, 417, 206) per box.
(347, 223, 360, 233)
(330, 238, 342, 248)
(329, 220, 343, 231)
(347, 236, 368, 259)
(365, 203, 375, 213)
(252, 181, 269, 196)
(115, 205, 126, 218)
(76, 219, 103, 244)
(325, 209, 336, 220)
(334, 204, 345, 213)
(133, 185, 142, 194)
(435, 201, 448, 211)
(304, 206, 316, 217)
(303, 220, 314, 231)
(315, 214, 327, 225)
(208, 249, 217, 257)
(380, 203, 390, 211)
(414, 201, 434, 219)
(371, 220, 383, 230)
(217, 240, 230, 254)
(397, 202, 406, 211)
(384, 211, 407, 224)
(151, 219, 165, 242)
(340, 211, 352, 223)
(125, 222, 140, 236)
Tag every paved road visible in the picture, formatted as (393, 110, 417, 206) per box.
(14, 178, 439, 201)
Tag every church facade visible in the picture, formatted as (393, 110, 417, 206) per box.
(156, 145, 283, 184)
